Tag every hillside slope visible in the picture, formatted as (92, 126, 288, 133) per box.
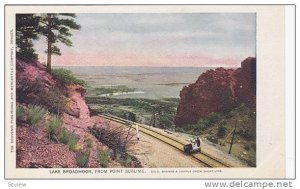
(16, 59, 123, 168)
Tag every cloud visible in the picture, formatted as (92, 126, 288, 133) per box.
(34, 13, 256, 67)
(49, 50, 244, 68)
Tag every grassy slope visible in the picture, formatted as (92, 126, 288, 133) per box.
(176, 104, 256, 166)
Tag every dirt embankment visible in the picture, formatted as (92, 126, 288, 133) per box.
(16, 59, 122, 168)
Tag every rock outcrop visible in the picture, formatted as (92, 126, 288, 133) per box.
(16, 59, 56, 104)
(175, 57, 256, 127)
(15, 58, 120, 168)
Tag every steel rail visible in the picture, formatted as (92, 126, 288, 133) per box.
(98, 114, 231, 168)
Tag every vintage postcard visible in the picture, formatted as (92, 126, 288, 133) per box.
(4, 5, 291, 179)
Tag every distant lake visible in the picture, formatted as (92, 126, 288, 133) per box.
(56, 66, 215, 99)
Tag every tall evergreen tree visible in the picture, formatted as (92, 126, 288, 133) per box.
(38, 13, 81, 71)
(16, 14, 40, 61)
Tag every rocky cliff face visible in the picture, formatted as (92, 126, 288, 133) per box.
(16, 59, 56, 104)
(16, 58, 88, 118)
(175, 57, 256, 127)
(16, 59, 121, 168)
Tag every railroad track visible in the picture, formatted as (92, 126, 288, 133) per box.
(98, 114, 232, 168)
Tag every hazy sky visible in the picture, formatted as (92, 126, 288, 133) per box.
(34, 13, 256, 67)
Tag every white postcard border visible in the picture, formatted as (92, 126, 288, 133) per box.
(4, 4, 287, 179)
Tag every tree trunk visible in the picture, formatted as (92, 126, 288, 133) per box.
(47, 39, 52, 72)
(46, 14, 52, 72)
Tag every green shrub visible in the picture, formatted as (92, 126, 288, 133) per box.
(240, 147, 256, 167)
(240, 129, 255, 140)
(217, 126, 226, 138)
(206, 112, 223, 125)
(48, 115, 79, 151)
(48, 115, 63, 140)
(57, 129, 70, 144)
(16, 105, 24, 123)
(97, 149, 110, 168)
(27, 105, 46, 127)
(116, 154, 133, 167)
(85, 138, 93, 148)
(176, 112, 224, 135)
(157, 114, 175, 130)
(43, 87, 67, 115)
(76, 149, 90, 168)
(244, 144, 251, 151)
(124, 156, 132, 167)
(67, 133, 79, 152)
(52, 68, 85, 86)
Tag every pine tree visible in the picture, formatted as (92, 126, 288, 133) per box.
(16, 14, 40, 61)
(38, 13, 81, 71)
